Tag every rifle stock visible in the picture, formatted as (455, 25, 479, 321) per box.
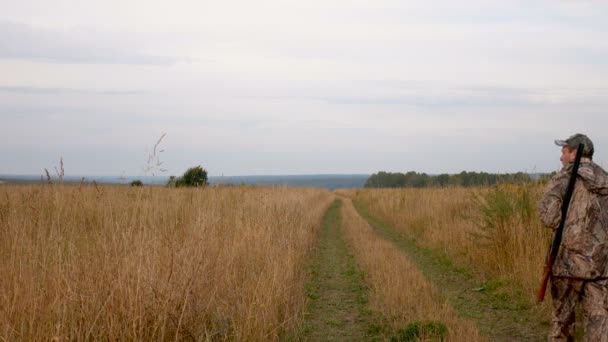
(537, 253, 554, 302)
(536, 143, 584, 302)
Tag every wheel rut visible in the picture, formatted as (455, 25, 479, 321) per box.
(299, 199, 377, 341)
(351, 199, 549, 342)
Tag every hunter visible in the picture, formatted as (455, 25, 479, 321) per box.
(539, 133, 608, 341)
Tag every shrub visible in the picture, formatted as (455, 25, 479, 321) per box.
(166, 175, 177, 188)
(130, 180, 144, 187)
(391, 321, 448, 341)
(167, 166, 209, 188)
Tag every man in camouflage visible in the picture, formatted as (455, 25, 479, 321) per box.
(539, 133, 608, 341)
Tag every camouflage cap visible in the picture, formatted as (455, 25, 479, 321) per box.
(555, 133, 595, 156)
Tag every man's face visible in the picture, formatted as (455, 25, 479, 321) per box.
(560, 146, 576, 166)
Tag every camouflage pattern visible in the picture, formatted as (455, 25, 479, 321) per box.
(555, 133, 595, 157)
(539, 157, 608, 341)
(549, 277, 608, 342)
(538, 158, 608, 279)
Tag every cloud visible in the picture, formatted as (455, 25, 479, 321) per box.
(0, 21, 183, 65)
(0, 85, 145, 95)
(243, 81, 608, 109)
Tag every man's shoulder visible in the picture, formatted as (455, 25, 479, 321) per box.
(577, 160, 608, 196)
(549, 167, 569, 183)
(590, 161, 608, 175)
(579, 161, 607, 179)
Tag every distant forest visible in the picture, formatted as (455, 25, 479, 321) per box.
(364, 171, 534, 188)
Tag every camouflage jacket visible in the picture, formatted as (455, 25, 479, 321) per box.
(538, 158, 608, 279)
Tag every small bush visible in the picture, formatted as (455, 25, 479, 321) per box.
(130, 180, 143, 187)
(472, 184, 539, 254)
(167, 166, 209, 188)
(391, 321, 448, 342)
(166, 175, 177, 187)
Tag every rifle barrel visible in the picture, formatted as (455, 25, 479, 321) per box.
(537, 143, 584, 302)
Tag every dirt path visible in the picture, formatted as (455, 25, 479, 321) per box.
(352, 200, 548, 342)
(298, 199, 380, 341)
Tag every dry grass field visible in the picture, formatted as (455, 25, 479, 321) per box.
(347, 184, 553, 306)
(339, 197, 485, 341)
(0, 182, 556, 340)
(0, 184, 333, 341)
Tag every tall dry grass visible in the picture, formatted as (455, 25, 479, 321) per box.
(0, 184, 333, 341)
(345, 185, 552, 305)
(339, 198, 485, 341)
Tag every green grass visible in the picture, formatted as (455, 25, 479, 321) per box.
(292, 199, 384, 341)
(391, 321, 448, 342)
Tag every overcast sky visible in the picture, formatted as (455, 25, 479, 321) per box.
(1, 0, 608, 176)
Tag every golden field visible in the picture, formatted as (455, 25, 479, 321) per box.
(339, 197, 485, 341)
(0, 184, 333, 341)
(346, 184, 553, 305)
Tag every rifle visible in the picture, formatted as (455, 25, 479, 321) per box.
(537, 143, 585, 302)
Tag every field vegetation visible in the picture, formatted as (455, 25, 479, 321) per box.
(346, 184, 552, 309)
(0, 180, 556, 340)
(0, 184, 333, 341)
(339, 198, 485, 341)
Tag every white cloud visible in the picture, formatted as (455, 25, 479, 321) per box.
(0, 21, 186, 65)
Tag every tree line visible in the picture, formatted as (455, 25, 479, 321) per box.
(364, 171, 533, 188)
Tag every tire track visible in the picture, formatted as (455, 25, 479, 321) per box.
(339, 197, 485, 342)
(298, 199, 378, 341)
(351, 199, 548, 341)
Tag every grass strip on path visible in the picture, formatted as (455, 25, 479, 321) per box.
(352, 200, 548, 342)
(296, 199, 379, 341)
(340, 197, 485, 342)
